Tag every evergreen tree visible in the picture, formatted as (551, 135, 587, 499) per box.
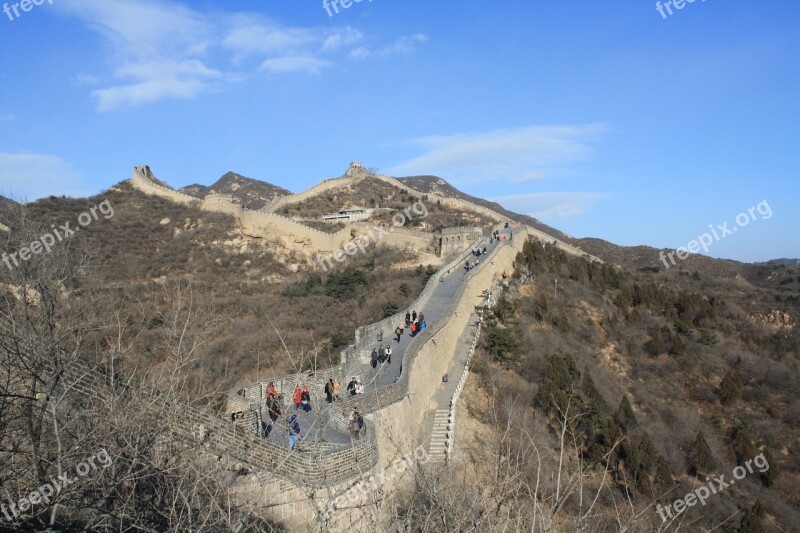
(730, 425, 756, 465)
(581, 366, 608, 411)
(718, 371, 743, 405)
(759, 448, 780, 488)
(689, 431, 716, 476)
(739, 501, 766, 533)
(616, 395, 638, 432)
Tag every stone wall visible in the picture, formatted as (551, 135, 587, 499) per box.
(266, 175, 357, 213)
(369, 230, 529, 472)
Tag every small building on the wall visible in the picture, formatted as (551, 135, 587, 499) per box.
(320, 206, 374, 222)
(439, 226, 483, 258)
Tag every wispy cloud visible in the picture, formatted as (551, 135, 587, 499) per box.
(386, 124, 607, 184)
(0, 153, 96, 201)
(261, 56, 331, 75)
(322, 27, 364, 52)
(491, 192, 610, 222)
(51, 0, 381, 111)
(351, 33, 427, 59)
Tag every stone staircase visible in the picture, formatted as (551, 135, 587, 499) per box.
(428, 409, 451, 462)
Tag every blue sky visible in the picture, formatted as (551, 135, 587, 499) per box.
(0, 0, 797, 262)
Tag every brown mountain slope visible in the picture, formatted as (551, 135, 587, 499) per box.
(575, 237, 800, 316)
(0, 183, 434, 393)
(275, 174, 498, 233)
(179, 171, 291, 210)
(428, 236, 799, 531)
(0, 195, 20, 209)
(398, 175, 574, 243)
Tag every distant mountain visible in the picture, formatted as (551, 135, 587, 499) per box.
(397, 175, 573, 243)
(761, 258, 800, 267)
(179, 172, 291, 210)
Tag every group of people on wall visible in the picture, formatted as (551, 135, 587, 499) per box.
(400, 309, 426, 338)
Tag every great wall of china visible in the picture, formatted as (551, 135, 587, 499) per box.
(117, 164, 603, 529)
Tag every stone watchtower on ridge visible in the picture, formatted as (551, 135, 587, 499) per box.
(345, 161, 364, 177)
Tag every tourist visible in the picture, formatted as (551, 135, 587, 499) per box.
(266, 393, 281, 423)
(412, 310, 417, 322)
(301, 387, 311, 416)
(378, 344, 386, 363)
(288, 415, 301, 450)
(261, 410, 272, 439)
(418, 312, 425, 323)
(348, 408, 361, 440)
(395, 325, 403, 342)
(324, 378, 334, 403)
(371, 348, 378, 369)
(355, 378, 364, 395)
(292, 384, 302, 410)
(347, 377, 357, 396)
(405, 311, 411, 326)
(267, 382, 277, 398)
(386, 345, 392, 364)
(332, 378, 341, 401)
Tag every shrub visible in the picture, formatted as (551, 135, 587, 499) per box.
(481, 324, 522, 362)
(382, 301, 400, 318)
(325, 268, 370, 300)
(699, 328, 719, 345)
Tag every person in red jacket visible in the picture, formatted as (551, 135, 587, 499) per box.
(293, 384, 302, 411)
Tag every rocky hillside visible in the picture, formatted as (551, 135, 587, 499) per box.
(0, 195, 19, 209)
(421, 236, 799, 531)
(180, 171, 291, 210)
(0, 182, 436, 394)
(276, 174, 497, 233)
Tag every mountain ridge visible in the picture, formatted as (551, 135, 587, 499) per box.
(179, 171, 291, 210)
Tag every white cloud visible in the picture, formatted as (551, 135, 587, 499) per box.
(0, 153, 96, 201)
(386, 124, 607, 184)
(51, 0, 406, 111)
(321, 27, 364, 52)
(222, 16, 317, 62)
(350, 33, 427, 59)
(261, 56, 331, 75)
(491, 192, 610, 222)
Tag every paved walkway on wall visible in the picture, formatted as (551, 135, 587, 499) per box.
(344, 232, 506, 393)
(254, 230, 512, 450)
